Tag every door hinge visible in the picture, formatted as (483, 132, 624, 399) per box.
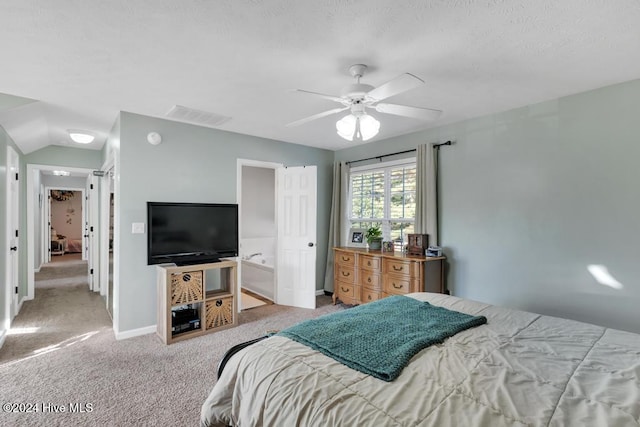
(90, 269, 94, 275)
(90, 226, 94, 232)
(15, 286, 18, 294)
(90, 184, 94, 190)
(15, 230, 19, 237)
(15, 172, 18, 180)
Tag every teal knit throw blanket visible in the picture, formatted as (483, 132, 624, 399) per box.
(278, 295, 487, 382)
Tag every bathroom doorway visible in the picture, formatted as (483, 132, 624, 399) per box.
(237, 160, 281, 310)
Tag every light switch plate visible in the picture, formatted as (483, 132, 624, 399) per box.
(132, 222, 145, 234)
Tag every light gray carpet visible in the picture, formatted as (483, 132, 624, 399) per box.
(0, 263, 343, 426)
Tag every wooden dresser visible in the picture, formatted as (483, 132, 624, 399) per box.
(333, 247, 446, 305)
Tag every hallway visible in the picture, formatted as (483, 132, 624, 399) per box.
(0, 254, 111, 366)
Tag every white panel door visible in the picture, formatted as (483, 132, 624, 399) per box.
(6, 146, 20, 319)
(276, 166, 317, 309)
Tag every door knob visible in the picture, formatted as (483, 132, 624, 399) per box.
(308, 242, 314, 247)
(10, 246, 17, 251)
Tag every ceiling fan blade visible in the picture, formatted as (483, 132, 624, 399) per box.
(290, 89, 347, 104)
(374, 103, 442, 121)
(367, 73, 424, 101)
(286, 106, 349, 127)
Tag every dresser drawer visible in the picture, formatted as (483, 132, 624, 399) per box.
(383, 275, 411, 295)
(383, 259, 418, 277)
(360, 271, 381, 290)
(361, 289, 381, 303)
(336, 282, 356, 299)
(335, 265, 356, 284)
(359, 255, 381, 271)
(335, 251, 356, 266)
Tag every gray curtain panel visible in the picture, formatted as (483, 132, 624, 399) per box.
(414, 143, 438, 245)
(323, 161, 350, 292)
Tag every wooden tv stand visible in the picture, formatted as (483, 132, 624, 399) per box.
(156, 260, 237, 344)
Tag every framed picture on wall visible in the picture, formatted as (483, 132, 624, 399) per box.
(348, 228, 366, 248)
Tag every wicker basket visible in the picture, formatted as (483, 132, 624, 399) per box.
(170, 271, 204, 305)
(206, 297, 234, 330)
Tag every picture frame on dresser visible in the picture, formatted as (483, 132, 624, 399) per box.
(348, 228, 366, 247)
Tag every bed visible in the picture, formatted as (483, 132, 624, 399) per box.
(200, 292, 640, 426)
(65, 237, 83, 253)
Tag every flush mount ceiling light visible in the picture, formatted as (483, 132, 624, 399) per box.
(68, 130, 95, 144)
(287, 64, 442, 142)
(52, 170, 70, 176)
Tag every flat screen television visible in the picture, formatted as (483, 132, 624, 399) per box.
(147, 202, 238, 265)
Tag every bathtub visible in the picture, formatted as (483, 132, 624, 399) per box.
(241, 256, 275, 301)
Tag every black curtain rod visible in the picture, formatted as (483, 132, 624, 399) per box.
(345, 141, 452, 165)
(433, 140, 452, 148)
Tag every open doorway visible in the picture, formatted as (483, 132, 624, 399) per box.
(26, 165, 100, 302)
(236, 160, 318, 311)
(237, 160, 281, 311)
(47, 188, 84, 262)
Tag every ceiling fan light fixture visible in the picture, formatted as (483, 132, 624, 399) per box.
(358, 114, 380, 141)
(336, 113, 380, 142)
(336, 114, 356, 141)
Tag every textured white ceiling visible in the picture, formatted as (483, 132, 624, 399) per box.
(1, 0, 640, 154)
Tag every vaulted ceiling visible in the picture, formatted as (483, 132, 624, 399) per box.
(1, 1, 640, 154)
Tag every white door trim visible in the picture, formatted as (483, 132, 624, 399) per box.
(236, 159, 283, 311)
(99, 160, 114, 304)
(26, 164, 95, 301)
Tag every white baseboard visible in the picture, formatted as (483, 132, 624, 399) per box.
(18, 296, 27, 312)
(316, 289, 325, 296)
(114, 325, 156, 340)
(34, 267, 41, 273)
(0, 329, 6, 349)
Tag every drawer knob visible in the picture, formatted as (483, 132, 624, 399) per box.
(341, 287, 349, 292)
(367, 261, 371, 266)
(367, 278, 371, 283)
(393, 265, 403, 271)
(368, 295, 372, 300)
(392, 282, 402, 289)
(342, 256, 349, 261)
(341, 271, 350, 277)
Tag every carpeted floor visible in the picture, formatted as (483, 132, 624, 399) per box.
(0, 261, 343, 426)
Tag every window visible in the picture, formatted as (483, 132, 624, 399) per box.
(349, 159, 416, 248)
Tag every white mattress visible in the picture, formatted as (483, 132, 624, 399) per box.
(201, 293, 640, 426)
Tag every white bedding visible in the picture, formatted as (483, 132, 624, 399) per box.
(201, 293, 640, 426)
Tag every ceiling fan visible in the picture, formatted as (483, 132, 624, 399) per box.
(286, 64, 442, 142)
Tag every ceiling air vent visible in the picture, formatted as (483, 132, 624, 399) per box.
(166, 105, 231, 128)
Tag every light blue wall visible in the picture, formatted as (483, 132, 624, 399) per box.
(25, 145, 103, 169)
(117, 112, 334, 332)
(336, 79, 640, 333)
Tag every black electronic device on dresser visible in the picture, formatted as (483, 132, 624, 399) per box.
(147, 202, 239, 266)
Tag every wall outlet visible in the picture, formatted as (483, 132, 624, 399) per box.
(132, 222, 145, 234)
